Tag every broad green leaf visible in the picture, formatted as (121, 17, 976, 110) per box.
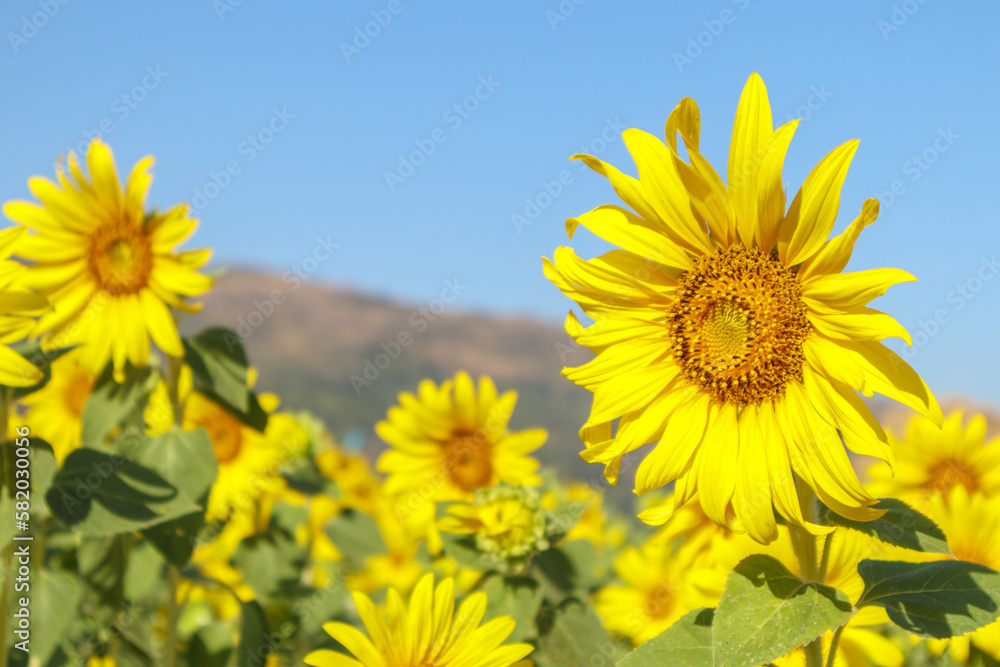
(184, 327, 251, 412)
(45, 449, 199, 536)
(618, 608, 715, 667)
(534, 598, 622, 667)
(482, 575, 545, 642)
(235, 532, 307, 599)
(857, 559, 1000, 638)
(78, 535, 129, 615)
(125, 538, 167, 601)
(141, 512, 204, 568)
(135, 427, 218, 505)
(823, 498, 951, 555)
(188, 623, 236, 667)
(6, 342, 77, 399)
(323, 509, 386, 565)
(236, 599, 271, 667)
(713, 555, 853, 667)
(31, 570, 82, 664)
(81, 363, 156, 446)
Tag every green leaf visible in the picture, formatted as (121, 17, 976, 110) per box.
(135, 427, 218, 505)
(81, 363, 156, 445)
(618, 608, 715, 667)
(235, 599, 271, 667)
(141, 512, 204, 567)
(5, 342, 77, 399)
(188, 623, 235, 667)
(78, 535, 129, 614)
(823, 498, 951, 555)
(235, 532, 307, 599)
(857, 559, 1000, 638)
(45, 449, 199, 536)
(534, 598, 621, 667)
(324, 509, 386, 565)
(713, 555, 854, 667)
(31, 570, 82, 664)
(482, 575, 544, 642)
(438, 530, 497, 572)
(184, 327, 251, 413)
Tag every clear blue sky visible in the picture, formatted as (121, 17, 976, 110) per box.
(2, 1, 998, 405)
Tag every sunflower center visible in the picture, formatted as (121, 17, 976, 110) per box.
(926, 459, 979, 495)
(668, 246, 810, 406)
(64, 372, 93, 417)
(189, 410, 244, 463)
(87, 222, 153, 295)
(444, 431, 493, 491)
(644, 583, 675, 620)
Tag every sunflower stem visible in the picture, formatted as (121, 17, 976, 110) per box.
(165, 353, 184, 427)
(165, 564, 181, 667)
(824, 624, 846, 667)
(790, 480, 825, 667)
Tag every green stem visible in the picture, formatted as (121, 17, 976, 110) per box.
(165, 564, 181, 667)
(825, 624, 845, 667)
(790, 480, 825, 667)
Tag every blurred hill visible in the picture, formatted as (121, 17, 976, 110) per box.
(182, 270, 999, 510)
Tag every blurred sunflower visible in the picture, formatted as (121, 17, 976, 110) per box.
(3, 139, 212, 380)
(868, 410, 1000, 511)
(305, 573, 533, 667)
(19, 350, 95, 463)
(376, 371, 546, 505)
(544, 72, 940, 543)
(0, 226, 48, 387)
(146, 365, 309, 521)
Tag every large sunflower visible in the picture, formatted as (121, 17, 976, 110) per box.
(305, 573, 533, 667)
(3, 139, 212, 380)
(544, 72, 940, 543)
(376, 371, 546, 504)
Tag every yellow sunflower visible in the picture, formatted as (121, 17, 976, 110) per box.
(305, 573, 533, 667)
(439, 485, 550, 566)
(543, 72, 940, 543)
(868, 410, 1000, 511)
(376, 371, 546, 507)
(145, 366, 309, 521)
(0, 226, 48, 387)
(3, 139, 212, 380)
(19, 350, 95, 463)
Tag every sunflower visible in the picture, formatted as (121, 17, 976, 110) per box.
(376, 371, 546, 507)
(868, 410, 1000, 511)
(304, 573, 533, 667)
(145, 366, 309, 521)
(440, 484, 550, 567)
(543, 72, 940, 543)
(345, 497, 427, 597)
(0, 227, 48, 387)
(3, 139, 212, 381)
(19, 350, 95, 463)
(593, 535, 732, 645)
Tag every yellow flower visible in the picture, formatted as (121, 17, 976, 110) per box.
(0, 227, 48, 387)
(145, 366, 308, 521)
(19, 350, 95, 463)
(594, 536, 731, 645)
(346, 498, 426, 597)
(868, 410, 1000, 511)
(316, 447, 382, 515)
(304, 573, 533, 667)
(4, 139, 212, 380)
(86, 657, 116, 667)
(440, 485, 550, 566)
(376, 371, 546, 505)
(544, 72, 940, 543)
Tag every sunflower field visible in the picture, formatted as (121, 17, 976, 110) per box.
(2, 51, 1000, 667)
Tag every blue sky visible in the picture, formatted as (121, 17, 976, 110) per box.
(1, 1, 998, 405)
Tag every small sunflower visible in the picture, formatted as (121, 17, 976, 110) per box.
(4, 139, 212, 380)
(304, 573, 533, 667)
(868, 410, 1000, 510)
(376, 371, 546, 504)
(19, 350, 95, 463)
(544, 72, 940, 543)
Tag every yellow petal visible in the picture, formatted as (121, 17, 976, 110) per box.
(756, 120, 799, 250)
(729, 72, 774, 245)
(799, 199, 879, 280)
(567, 204, 691, 269)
